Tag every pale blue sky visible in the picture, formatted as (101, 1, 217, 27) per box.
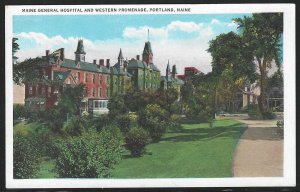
(13, 14, 252, 74)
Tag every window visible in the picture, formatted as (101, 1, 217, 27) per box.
(42, 86, 45, 95)
(99, 75, 102, 84)
(92, 88, 95, 97)
(78, 72, 80, 82)
(48, 87, 51, 96)
(35, 85, 39, 95)
(100, 101, 103, 108)
(66, 78, 71, 84)
(29, 86, 33, 95)
(100, 87, 102, 97)
(92, 74, 95, 83)
(94, 100, 98, 108)
(84, 72, 88, 82)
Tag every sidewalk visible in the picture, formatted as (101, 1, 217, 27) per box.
(230, 117, 283, 177)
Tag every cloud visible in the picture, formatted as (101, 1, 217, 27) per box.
(227, 21, 238, 28)
(210, 19, 221, 25)
(14, 21, 219, 74)
(167, 21, 201, 33)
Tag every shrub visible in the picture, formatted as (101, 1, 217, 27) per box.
(125, 127, 150, 157)
(138, 104, 168, 142)
(62, 115, 85, 136)
(89, 114, 111, 132)
(115, 115, 131, 133)
(13, 134, 41, 178)
(54, 125, 123, 178)
(248, 105, 276, 120)
(167, 114, 182, 130)
(13, 104, 26, 120)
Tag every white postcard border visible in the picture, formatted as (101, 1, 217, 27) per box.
(5, 4, 296, 188)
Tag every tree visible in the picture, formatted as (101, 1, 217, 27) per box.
(13, 57, 44, 85)
(234, 13, 283, 112)
(107, 94, 128, 119)
(58, 84, 85, 116)
(40, 84, 85, 132)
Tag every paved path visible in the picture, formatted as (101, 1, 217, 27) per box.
(230, 117, 283, 177)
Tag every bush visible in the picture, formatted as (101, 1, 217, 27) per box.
(54, 125, 123, 178)
(89, 114, 110, 132)
(125, 127, 150, 157)
(13, 104, 26, 120)
(115, 115, 131, 133)
(62, 115, 85, 136)
(13, 134, 41, 178)
(248, 105, 276, 120)
(138, 104, 168, 142)
(167, 114, 182, 130)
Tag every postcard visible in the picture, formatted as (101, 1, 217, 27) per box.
(5, 4, 295, 188)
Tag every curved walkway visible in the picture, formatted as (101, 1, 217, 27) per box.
(230, 116, 283, 177)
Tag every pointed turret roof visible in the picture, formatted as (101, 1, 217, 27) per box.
(118, 48, 124, 60)
(143, 41, 153, 55)
(75, 39, 86, 54)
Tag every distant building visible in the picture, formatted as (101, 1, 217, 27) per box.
(161, 60, 184, 96)
(24, 38, 161, 115)
(177, 67, 200, 81)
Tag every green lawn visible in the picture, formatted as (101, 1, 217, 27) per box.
(14, 119, 246, 178)
(13, 121, 42, 136)
(111, 119, 246, 178)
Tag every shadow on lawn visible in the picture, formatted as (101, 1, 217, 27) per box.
(161, 123, 246, 143)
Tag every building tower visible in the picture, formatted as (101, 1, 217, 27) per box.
(142, 29, 153, 66)
(166, 60, 171, 77)
(75, 39, 86, 62)
(172, 65, 177, 78)
(118, 48, 124, 67)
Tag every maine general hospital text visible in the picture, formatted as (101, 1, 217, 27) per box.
(21, 7, 191, 13)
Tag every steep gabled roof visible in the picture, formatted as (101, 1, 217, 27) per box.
(60, 58, 110, 74)
(53, 70, 71, 82)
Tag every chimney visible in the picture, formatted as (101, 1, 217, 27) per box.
(106, 59, 110, 69)
(46, 50, 50, 56)
(93, 59, 97, 64)
(136, 55, 140, 60)
(99, 59, 104, 66)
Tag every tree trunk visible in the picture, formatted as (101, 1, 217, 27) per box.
(258, 59, 267, 113)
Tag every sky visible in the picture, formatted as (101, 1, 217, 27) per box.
(13, 14, 251, 74)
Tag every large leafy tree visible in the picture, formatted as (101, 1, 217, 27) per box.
(207, 32, 256, 112)
(12, 37, 20, 56)
(234, 13, 283, 112)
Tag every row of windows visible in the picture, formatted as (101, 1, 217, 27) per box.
(28, 86, 52, 96)
(76, 72, 108, 84)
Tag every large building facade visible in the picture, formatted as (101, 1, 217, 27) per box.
(24, 39, 162, 115)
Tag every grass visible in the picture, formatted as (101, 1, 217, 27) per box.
(13, 118, 246, 178)
(111, 119, 246, 178)
(13, 121, 42, 136)
(34, 158, 58, 178)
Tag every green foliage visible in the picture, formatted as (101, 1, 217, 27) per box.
(124, 127, 150, 157)
(248, 104, 276, 120)
(13, 37, 20, 54)
(114, 115, 131, 133)
(39, 84, 85, 133)
(167, 114, 182, 130)
(59, 84, 85, 116)
(62, 115, 85, 136)
(54, 125, 123, 178)
(13, 104, 26, 120)
(108, 95, 128, 119)
(268, 69, 283, 88)
(14, 134, 42, 178)
(13, 57, 44, 85)
(138, 104, 168, 142)
(88, 114, 110, 132)
(234, 13, 283, 112)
